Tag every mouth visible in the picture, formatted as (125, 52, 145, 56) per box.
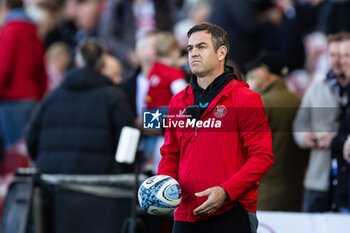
(191, 60, 201, 65)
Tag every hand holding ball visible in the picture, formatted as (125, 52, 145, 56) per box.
(138, 175, 182, 215)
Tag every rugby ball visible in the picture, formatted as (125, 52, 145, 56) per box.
(138, 175, 182, 215)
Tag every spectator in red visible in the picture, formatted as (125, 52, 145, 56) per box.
(145, 31, 187, 109)
(0, 0, 47, 150)
(143, 32, 187, 174)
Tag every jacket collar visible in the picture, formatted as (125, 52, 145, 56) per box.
(182, 77, 248, 119)
(3, 9, 34, 25)
(62, 67, 113, 90)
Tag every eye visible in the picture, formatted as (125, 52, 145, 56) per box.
(187, 47, 193, 52)
(199, 46, 205, 50)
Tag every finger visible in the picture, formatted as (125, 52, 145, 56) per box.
(195, 188, 211, 197)
(208, 207, 219, 214)
(194, 206, 212, 215)
(193, 201, 212, 215)
(193, 201, 209, 213)
(194, 203, 219, 215)
(319, 141, 327, 149)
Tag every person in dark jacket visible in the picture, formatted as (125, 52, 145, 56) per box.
(331, 35, 350, 212)
(208, 0, 281, 72)
(25, 38, 133, 174)
(332, 83, 350, 213)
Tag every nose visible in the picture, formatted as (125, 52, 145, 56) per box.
(336, 57, 342, 65)
(190, 47, 199, 57)
(340, 56, 346, 66)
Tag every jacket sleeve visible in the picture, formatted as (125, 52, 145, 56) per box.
(157, 98, 180, 180)
(220, 90, 274, 201)
(292, 83, 314, 149)
(0, 25, 17, 86)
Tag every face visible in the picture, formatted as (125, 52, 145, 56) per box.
(102, 55, 122, 84)
(76, 1, 99, 31)
(63, 0, 78, 20)
(55, 52, 71, 73)
(187, 31, 226, 78)
(246, 67, 270, 93)
(190, 4, 210, 24)
(340, 40, 350, 79)
(328, 41, 342, 76)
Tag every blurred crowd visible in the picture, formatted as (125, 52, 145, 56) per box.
(1, 0, 350, 221)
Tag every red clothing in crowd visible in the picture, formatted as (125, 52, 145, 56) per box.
(146, 61, 186, 108)
(0, 20, 47, 101)
(157, 79, 274, 222)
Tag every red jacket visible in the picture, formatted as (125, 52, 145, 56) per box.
(0, 18, 47, 101)
(157, 78, 274, 222)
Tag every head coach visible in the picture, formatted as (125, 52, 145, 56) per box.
(156, 22, 274, 233)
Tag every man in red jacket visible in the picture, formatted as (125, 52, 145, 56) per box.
(157, 23, 273, 233)
(0, 0, 47, 150)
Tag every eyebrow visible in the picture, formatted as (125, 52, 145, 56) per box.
(187, 42, 208, 49)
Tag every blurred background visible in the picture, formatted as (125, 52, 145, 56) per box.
(0, 0, 350, 232)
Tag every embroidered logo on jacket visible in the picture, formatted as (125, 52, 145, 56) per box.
(214, 105, 227, 118)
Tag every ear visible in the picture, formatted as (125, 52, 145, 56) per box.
(217, 46, 227, 62)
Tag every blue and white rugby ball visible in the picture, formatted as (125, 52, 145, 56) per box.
(138, 175, 182, 215)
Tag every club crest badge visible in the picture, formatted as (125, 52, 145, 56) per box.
(213, 105, 227, 118)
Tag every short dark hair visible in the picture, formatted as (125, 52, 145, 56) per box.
(5, 0, 23, 9)
(76, 38, 106, 70)
(187, 22, 230, 62)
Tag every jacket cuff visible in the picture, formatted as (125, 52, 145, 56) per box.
(219, 182, 238, 201)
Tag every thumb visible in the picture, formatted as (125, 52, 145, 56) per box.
(195, 188, 211, 197)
